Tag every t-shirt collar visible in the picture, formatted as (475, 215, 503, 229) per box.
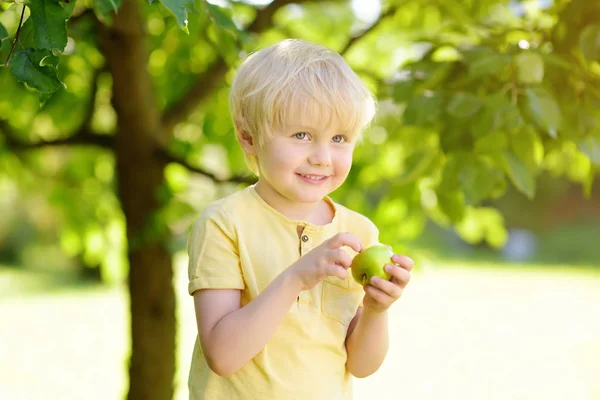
(247, 184, 338, 230)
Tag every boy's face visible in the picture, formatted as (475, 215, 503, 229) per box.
(253, 123, 357, 207)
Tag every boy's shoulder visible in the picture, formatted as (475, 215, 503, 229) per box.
(333, 201, 378, 235)
(196, 187, 253, 223)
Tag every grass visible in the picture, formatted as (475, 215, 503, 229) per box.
(1, 255, 600, 400)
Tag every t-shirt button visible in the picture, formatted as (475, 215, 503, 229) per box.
(301, 235, 309, 242)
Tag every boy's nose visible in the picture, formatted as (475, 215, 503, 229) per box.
(308, 145, 332, 166)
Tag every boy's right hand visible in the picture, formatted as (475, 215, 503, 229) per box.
(289, 232, 363, 291)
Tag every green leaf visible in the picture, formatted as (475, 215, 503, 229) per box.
(511, 126, 544, 169)
(160, 0, 195, 33)
(515, 52, 544, 84)
(396, 149, 439, 184)
(522, 88, 562, 138)
(17, 17, 35, 49)
(436, 190, 466, 223)
(456, 207, 507, 249)
(403, 93, 444, 126)
(0, 23, 10, 61)
(204, 3, 243, 64)
(460, 158, 505, 204)
(474, 131, 509, 154)
(206, 4, 238, 32)
(501, 102, 525, 133)
(579, 24, 600, 62)
(9, 48, 64, 95)
(28, 0, 70, 52)
(578, 136, 600, 165)
(468, 53, 511, 79)
(392, 80, 416, 103)
(471, 94, 510, 137)
(95, 0, 124, 19)
(501, 151, 535, 199)
(0, 23, 7, 41)
(447, 93, 482, 119)
(418, 62, 454, 91)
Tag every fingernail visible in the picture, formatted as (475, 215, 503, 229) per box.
(405, 256, 414, 265)
(385, 264, 393, 272)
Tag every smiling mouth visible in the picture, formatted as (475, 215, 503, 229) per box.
(296, 173, 329, 181)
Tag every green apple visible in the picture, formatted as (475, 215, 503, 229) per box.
(351, 243, 394, 286)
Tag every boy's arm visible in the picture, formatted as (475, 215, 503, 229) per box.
(194, 269, 302, 377)
(345, 254, 413, 378)
(344, 307, 390, 378)
(194, 232, 362, 377)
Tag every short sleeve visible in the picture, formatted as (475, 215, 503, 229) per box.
(187, 206, 245, 295)
(362, 218, 380, 250)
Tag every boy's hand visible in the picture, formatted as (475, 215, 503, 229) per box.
(289, 232, 362, 291)
(362, 254, 413, 313)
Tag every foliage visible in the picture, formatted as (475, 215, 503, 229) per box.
(1, 0, 600, 270)
(2, 1, 600, 398)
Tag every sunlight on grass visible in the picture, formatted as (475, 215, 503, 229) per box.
(1, 257, 599, 400)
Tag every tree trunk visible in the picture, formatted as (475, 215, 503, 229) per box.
(99, 0, 176, 399)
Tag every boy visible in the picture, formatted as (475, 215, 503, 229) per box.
(187, 39, 413, 399)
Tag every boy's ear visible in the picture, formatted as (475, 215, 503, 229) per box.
(237, 130, 256, 155)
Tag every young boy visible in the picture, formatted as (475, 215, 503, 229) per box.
(187, 39, 413, 400)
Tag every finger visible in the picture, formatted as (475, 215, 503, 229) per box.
(327, 264, 348, 280)
(327, 232, 362, 253)
(391, 254, 414, 271)
(329, 248, 353, 269)
(385, 264, 411, 286)
(370, 276, 403, 298)
(364, 283, 394, 304)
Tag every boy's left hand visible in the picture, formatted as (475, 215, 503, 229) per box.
(362, 254, 413, 313)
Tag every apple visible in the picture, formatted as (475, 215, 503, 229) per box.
(350, 243, 394, 286)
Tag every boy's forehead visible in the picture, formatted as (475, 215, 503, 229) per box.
(280, 121, 353, 135)
(277, 103, 351, 133)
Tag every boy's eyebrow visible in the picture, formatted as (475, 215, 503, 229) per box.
(286, 124, 319, 132)
(287, 124, 351, 136)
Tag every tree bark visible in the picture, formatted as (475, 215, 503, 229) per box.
(99, 1, 175, 399)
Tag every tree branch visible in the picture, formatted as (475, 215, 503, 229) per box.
(0, 120, 114, 150)
(4, 4, 26, 67)
(161, 0, 315, 132)
(79, 66, 105, 133)
(157, 148, 256, 184)
(161, 60, 229, 133)
(339, 6, 397, 56)
(245, 0, 312, 33)
(1, 61, 111, 151)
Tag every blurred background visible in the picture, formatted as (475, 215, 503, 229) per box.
(1, 0, 599, 399)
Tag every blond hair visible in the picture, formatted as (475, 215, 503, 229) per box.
(229, 39, 376, 175)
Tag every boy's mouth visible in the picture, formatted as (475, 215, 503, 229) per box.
(296, 173, 329, 183)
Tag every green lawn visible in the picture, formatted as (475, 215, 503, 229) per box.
(2, 256, 599, 399)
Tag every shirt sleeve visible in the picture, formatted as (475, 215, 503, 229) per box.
(362, 218, 380, 250)
(187, 205, 245, 295)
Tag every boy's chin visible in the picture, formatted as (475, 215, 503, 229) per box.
(292, 188, 331, 203)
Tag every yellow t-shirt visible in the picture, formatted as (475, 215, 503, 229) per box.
(187, 185, 379, 400)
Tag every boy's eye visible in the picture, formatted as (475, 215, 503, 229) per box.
(294, 132, 309, 140)
(332, 135, 346, 143)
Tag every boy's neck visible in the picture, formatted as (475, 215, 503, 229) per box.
(254, 181, 334, 226)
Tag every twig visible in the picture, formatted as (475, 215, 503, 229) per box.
(157, 148, 256, 184)
(4, 4, 26, 67)
(0, 120, 114, 150)
(339, 7, 396, 55)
